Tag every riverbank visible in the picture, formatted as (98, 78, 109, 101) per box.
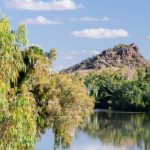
(94, 103, 150, 112)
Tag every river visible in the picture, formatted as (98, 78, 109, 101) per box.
(36, 109, 150, 150)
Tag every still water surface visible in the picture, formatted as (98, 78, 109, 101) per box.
(36, 109, 150, 150)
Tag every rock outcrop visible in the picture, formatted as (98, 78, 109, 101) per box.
(62, 43, 148, 73)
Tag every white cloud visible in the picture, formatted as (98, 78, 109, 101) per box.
(81, 50, 99, 55)
(72, 28, 129, 39)
(70, 17, 99, 22)
(148, 35, 150, 39)
(6, 0, 83, 11)
(101, 16, 110, 22)
(24, 16, 63, 25)
(70, 16, 110, 22)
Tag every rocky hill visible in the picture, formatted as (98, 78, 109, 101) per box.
(62, 43, 148, 73)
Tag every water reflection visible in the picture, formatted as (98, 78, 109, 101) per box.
(80, 110, 150, 150)
(36, 110, 150, 150)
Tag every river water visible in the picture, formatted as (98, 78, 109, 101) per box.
(36, 109, 150, 150)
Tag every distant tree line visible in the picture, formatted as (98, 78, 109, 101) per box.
(85, 66, 150, 111)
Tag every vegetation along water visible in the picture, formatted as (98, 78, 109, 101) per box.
(0, 14, 150, 150)
(0, 15, 93, 149)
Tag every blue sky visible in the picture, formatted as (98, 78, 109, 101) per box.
(0, 0, 150, 71)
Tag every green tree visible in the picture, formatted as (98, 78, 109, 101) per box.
(0, 15, 94, 149)
(85, 66, 150, 111)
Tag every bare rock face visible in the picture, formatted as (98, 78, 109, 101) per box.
(62, 43, 148, 73)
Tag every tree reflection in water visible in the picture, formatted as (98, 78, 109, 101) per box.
(81, 110, 150, 150)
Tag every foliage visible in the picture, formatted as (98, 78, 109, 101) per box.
(0, 15, 94, 149)
(85, 67, 150, 111)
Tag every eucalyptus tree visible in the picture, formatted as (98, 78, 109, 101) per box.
(0, 15, 94, 149)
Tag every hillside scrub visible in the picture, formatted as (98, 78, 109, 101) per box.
(0, 15, 94, 149)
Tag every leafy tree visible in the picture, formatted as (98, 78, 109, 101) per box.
(0, 15, 94, 149)
(85, 66, 150, 111)
(85, 69, 127, 108)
